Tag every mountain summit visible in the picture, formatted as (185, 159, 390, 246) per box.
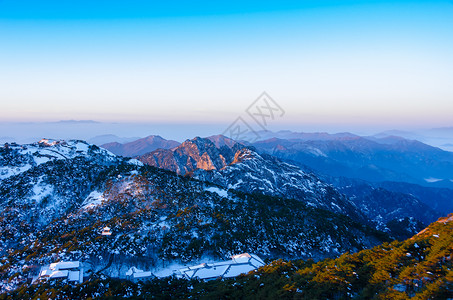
(102, 135, 180, 157)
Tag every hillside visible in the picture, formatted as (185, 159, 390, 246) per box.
(6, 214, 452, 299)
(138, 136, 366, 223)
(0, 139, 387, 294)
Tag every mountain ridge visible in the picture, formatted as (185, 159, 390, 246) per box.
(101, 135, 180, 157)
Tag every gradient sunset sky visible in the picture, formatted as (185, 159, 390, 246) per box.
(1, 0, 452, 130)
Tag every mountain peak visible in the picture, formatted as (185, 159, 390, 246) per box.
(206, 135, 240, 149)
(38, 138, 66, 146)
(101, 135, 180, 157)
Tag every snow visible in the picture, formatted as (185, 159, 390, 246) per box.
(81, 191, 105, 210)
(158, 216, 171, 229)
(205, 186, 228, 198)
(126, 267, 143, 276)
(133, 271, 152, 278)
(73, 142, 90, 153)
(128, 159, 144, 166)
(307, 147, 327, 157)
(228, 179, 243, 189)
(231, 253, 252, 263)
(224, 264, 256, 278)
(68, 271, 81, 281)
(178, 253, 264, 280)
(1, 139, 120, 181)
(50, 261, 80, 270)
(30, 177, 54, 203)
(39, 139, 60, 146)
(424, 177, 443, 183)
(152, 262, 189, 278)
(330, 202, 341, 211)
(193, 265, 230, 279)
(0, 164, 32, 180)
(49, 270, 69, 279)
(37, 261, 83, 284)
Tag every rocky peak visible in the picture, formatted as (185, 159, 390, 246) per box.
(140, 136, 246, 176)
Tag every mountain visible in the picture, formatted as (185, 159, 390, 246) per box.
(7, 214, 452, 299)
(376, 181, 453, 213)
(328, 177, 441, 238)
(250, 134, 453, 189)
(0, 139, 388, 294)
(138, 136, 241, 175)
(101, 135, 180, 157)
(0, 139, 127, 234)
(138, 136, 366, 222)
(240, 130, 359, 142)
(87, 134, 141, 146)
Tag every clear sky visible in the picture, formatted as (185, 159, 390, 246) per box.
(1, 0, 452, 130)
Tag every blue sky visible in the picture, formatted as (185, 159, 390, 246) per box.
(1, 0, 452, 131)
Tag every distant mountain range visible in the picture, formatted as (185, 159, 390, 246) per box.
(101, 135, 180, 157)
(245, 132, 453, 189)
(88, 134, 142, 146)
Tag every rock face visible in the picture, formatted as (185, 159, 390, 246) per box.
(138, 136, 366, 223)
(102, 135, 180, 157)
(139, 136, 242, 175)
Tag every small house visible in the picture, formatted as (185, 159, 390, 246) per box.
(101, 226, 112, 236)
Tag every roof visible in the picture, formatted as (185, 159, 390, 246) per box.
(49, 261, 80, 270)
(178, 253, 265, 280)
(126, 267, 144, 276)
(125, 266, 153, 279)
(224, 264, 256, 278)
(68, 271, 81, 282)
(49, 270, 69, 279)
(133, 271, 153, 279)
(37, 261, 83, 284)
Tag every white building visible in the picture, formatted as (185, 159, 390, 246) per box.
(125, 266, 153, 280)
(177, 253, 265, 281)
(37, 261, 83, 284)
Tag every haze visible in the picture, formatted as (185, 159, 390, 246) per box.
(0, 0, 452, 134)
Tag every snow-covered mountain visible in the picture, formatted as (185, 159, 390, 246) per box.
(138, 136, 365, 222)
(0, 139, 137, 244)
(0, 139, 119, 180)
(0, 139, 387, 293)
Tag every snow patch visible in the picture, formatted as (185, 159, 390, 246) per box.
(81, 191, 105, 210)
(205, 186, 228, 198)
(424, 177, 443, 183)
(30, 177, 54, 203)
(128, 159, 144, 166)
